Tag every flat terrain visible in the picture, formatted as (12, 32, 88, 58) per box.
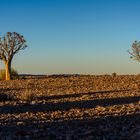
(0, 75, 140, 140)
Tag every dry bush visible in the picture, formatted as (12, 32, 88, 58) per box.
(0, 68, 19, 80)
(112, 72, 117, 77)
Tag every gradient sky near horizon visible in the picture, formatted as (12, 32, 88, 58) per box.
(0, 0, 140, 74)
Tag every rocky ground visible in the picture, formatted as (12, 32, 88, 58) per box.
(0, 74, 140, 140)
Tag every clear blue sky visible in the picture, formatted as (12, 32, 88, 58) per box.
(0, 0, 140, 74)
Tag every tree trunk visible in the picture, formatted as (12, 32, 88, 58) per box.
(5, 60, 11, 80)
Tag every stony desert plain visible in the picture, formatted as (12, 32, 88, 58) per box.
(0, 74, 140, 140)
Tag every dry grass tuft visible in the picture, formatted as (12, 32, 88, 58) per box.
(18, 88, 35, 101)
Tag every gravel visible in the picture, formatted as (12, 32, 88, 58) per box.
(0, 75, 140, 140)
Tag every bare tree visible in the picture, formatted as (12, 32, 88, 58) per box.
(0, 32, 27, 80)
(128, 41, 140, 62)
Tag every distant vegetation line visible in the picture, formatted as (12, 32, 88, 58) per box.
(18, 73, 139, 78)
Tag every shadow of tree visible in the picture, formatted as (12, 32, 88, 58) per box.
(0, 95, 140, 114)
(38, 89, 131, 100)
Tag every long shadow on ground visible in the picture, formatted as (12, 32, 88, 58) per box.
(38, 89, 131, 100)
(0, 95, 140, 114)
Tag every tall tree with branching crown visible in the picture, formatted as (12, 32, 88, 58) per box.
(0, 32, 27, 80)
(128, 41, 140, 62)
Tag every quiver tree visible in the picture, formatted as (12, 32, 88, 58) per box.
(0, 32, 27, 80)
(128, 41, 140, 61)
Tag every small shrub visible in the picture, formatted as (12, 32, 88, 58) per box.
(0, 70, 5, 80)
(112, 72, 117, 77)
(0, 68, 19, 80)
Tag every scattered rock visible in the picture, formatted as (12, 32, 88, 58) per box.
(0, 75, 140, 139)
